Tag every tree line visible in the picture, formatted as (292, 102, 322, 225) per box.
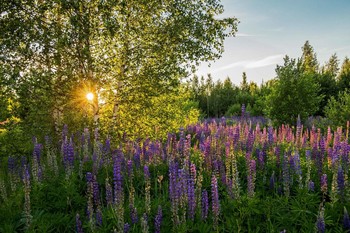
(189, 41, 350, 127)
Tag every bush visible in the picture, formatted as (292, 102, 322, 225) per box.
(325, 90, 350, 128)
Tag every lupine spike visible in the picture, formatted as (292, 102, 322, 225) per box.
(76, 214, 84, 233)
(211, 175, 220, 226)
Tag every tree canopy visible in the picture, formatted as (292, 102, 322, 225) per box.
(0, 0, 238, 140)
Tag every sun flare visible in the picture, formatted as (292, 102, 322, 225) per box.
(86, 92, 94, 101)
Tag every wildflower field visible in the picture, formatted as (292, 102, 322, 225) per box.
(1, 118, 350, 233)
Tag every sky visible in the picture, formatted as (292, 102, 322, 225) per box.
(197, 0, 350, 85)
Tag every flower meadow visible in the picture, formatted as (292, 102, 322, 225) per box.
(1, 119, 350, 232)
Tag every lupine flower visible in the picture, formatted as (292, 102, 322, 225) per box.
(308, 180, 315, 192)
(93, 175, 100, 207)
(144, 165, 151, 215)
(201, 190, 209, 220)
(337, 166, 345, 198)
(169, 161, 179, 225)
(113, 154, 124, 232)
(105, 178, 113, 206)
(344, 207, 350, 231)
(8, 155, 19, 191)
(23, 165, 32, 228)
(8, 156, 16, 173)
(76, 214, 84, 233)
(248, 160, 256, 197)
(187, 175, 196, 220)
(211, 175, 220, 226)
(96, 208, 103, 226)
(86, 172, 94, 222)
(316, 207, 325, 233)
(241, 104, 245, 118)
(68, 138, 75, 167)
(293, 151, 302, 189)
(282, 152, 290, 197)
(32, 142, 43, 183)
(124, 223, 130, 233)
(268, 126, 274, 144)
(154, 206, 162, 233)
(113, 155, 123, 205)
(130, 205, 138, 224)
(141, 213, 149, 233)
(127, 160, 133, 179)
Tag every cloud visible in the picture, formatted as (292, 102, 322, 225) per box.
(212, 54, 284, 73)
(245, 54, 284, 69)
(211, 60, 250, 73)
(236, 33, 256, 37)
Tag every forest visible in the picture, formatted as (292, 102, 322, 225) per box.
(1, 0, 350, 232)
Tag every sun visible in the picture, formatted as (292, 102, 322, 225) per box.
(86, 92, 94, 101)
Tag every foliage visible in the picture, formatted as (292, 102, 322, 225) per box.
(0, 0, 238, 142)
(99, 88, 200, 140)
(325, 89, 350, 128)
(338, 57, 350, 93)
(266, 56, 322, 126)
(225, 103, 241, 117)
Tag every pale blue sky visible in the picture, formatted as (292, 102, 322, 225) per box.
(197, 0, 350, 85)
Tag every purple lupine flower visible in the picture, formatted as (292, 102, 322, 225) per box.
(76, 214, 84, 233)
(248, 160, 256, 197)
(201, 190, 209, 220)
(124, 223, 130, 233)
(105, 178, 113, 206)
(154, 206, 162, 233)
(23, 165, 31, 228)
(268, 126, 274, 144)
(241, 104, 246, 118)
(127, 160, 133, 178)
(32, 143, 43, 182)
(96, 208, 103, 226)
(308, 180, 315, 192)
(211, 175, 220, 225)
(130, 205, 138, 224)
(337, 166, 345, 197)
(321, 174, 327, 194)
(8, 156, 16, 173)
(133, 146, 141, 168)
(316, 209, 325, 233)
(144, 165, 151, 214)
(282, 152, 290, 197)
(113, 155, 123, 205)
(68, 138, 75, 167)
(246, 130, 255, 153)
(257, 150, 265, 168)
(169, 161, 178, 210)
(187, 176, 196, 220)
(86, 172, 94, 221)
(144, 165, 150, 179)
(93, 175, 100, 207)
(62, 124, 68, 141)
(344, 207, 350, 231)
(319, 137, 326, 155)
